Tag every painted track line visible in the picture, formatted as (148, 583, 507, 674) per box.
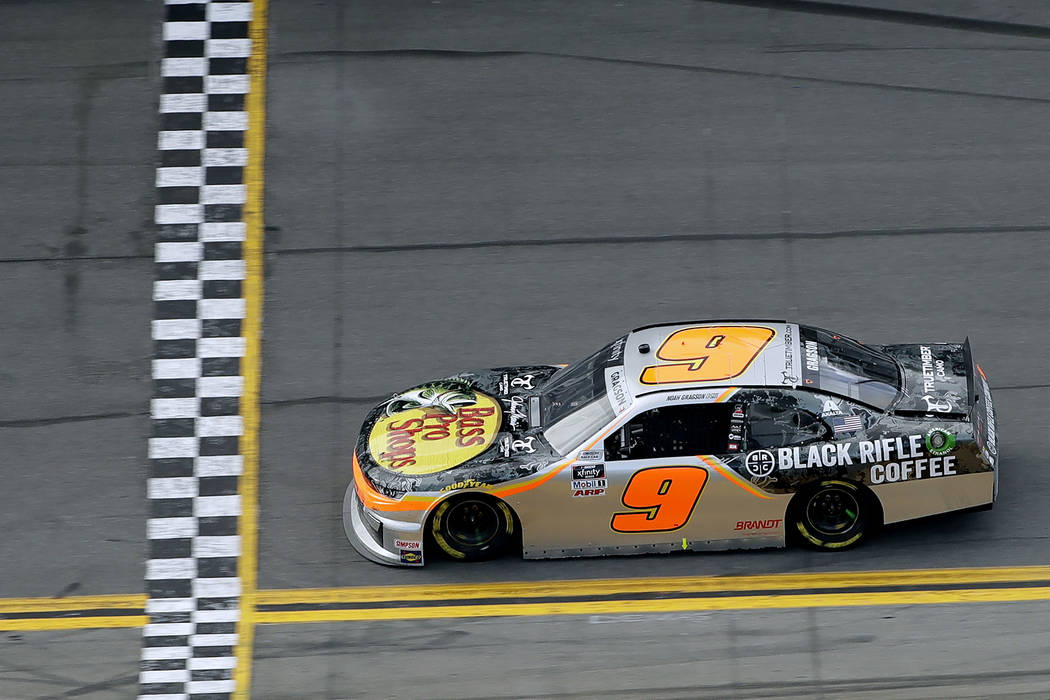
(253, 586, 1050, 623)
(232, 0, 267, 697)
(9, 566, 1050, 631)
(252, 565, 1050, 605)
(142, 2, 266, 699)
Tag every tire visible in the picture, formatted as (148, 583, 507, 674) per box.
(792, 480, 870, 551)
(430, 496, 515, 561)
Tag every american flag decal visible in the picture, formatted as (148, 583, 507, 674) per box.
(831, 415, 864, 433)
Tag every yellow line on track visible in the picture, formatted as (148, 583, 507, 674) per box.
(255, 566, 1050, 605)
(0, 616, 148, 632)
(0, 594, 147, 613)
(4, 566, 1050, 631)
(255, 586, 1050, 624)
(232, 1, 268, 698)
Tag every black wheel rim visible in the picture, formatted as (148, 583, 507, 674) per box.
(806, 488, 860, 537)
(445, 500, 500, 548)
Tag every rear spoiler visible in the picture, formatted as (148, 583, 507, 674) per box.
(963, 337, 977, 408)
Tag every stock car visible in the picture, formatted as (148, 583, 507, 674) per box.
(343, 320, 998, 566)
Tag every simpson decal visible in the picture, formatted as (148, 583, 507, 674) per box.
(368, 386, 502, 475)
(394, 539, 421, 550)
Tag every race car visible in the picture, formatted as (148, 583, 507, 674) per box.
(344, 320, 999, 566)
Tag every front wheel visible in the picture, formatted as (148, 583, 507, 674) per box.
(793, 480, 870, 551)
(430, 496, 515, 561)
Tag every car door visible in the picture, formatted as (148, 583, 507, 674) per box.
(512, 400, 735, 557)
(569, 400, 737, 553)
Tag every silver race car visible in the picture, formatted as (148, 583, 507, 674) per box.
(344, 321, 998, 566)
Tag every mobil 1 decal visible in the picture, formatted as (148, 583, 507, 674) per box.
(744, 431, 959, 485)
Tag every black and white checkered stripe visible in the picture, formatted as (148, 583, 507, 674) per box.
(141, 2, 254, 697)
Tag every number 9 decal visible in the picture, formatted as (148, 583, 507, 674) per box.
(640, 325, 775, 385)
(611, 466, 708, 533)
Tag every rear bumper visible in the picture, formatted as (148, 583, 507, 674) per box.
(342, 484, 427, 567)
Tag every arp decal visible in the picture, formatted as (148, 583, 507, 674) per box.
(368, 384, 502, 475)
(640, 325, 776, 385)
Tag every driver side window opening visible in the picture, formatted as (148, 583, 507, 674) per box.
(746, 402, 829, 450)
(604, 403, 731, 461)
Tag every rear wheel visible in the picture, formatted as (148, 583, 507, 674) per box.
(793, 480, 870, 550)
(430, 496, 515, 561)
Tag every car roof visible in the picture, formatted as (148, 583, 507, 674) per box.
(622, 320, 798, 399)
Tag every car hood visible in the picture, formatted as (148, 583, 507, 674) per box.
(354, 365, 563, 496)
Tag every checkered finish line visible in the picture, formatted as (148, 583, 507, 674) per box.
(142, 2, 256, 698)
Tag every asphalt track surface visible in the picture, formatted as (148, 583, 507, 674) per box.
(3, 0, 1050, 698)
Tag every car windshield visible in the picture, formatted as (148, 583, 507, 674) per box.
(800, 327, 901, 410)
(541, 336, 625, 455)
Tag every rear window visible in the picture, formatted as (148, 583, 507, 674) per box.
(799, 327, 900, 410)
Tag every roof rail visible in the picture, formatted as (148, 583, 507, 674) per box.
(630, 319, 790, 333)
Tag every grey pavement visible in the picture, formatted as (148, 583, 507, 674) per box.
(252, 602, 1050, 699)
(0, 1, 157, 599)
(256, 1, 1050, 696)
(2, 0, 1050, 699)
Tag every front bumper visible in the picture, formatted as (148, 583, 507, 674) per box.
(342, 483, 428, 567)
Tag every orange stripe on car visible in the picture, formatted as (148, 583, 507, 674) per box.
(353, 453, 435, 512)
(699, 455, 773, 500)
(493, 417, 625, 499)
(715, 387, 737, 403)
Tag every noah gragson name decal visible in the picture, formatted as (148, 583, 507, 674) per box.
(746, 434, 957, 484)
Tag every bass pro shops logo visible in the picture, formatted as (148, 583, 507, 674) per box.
(369, 381, 503, 475)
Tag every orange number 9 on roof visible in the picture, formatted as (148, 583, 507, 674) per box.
(639, 325, 775, 385)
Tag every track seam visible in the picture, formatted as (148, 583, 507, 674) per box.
(140, 2, 263, 699)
